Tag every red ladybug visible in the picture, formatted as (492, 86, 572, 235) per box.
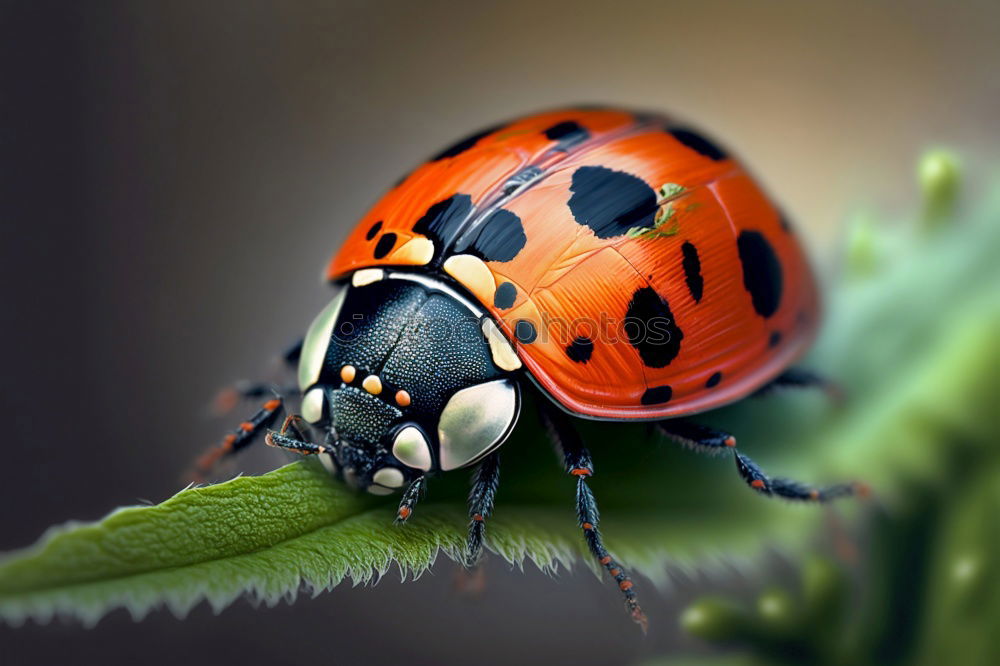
(195, 108, 861, 630)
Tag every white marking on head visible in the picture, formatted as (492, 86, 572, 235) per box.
(351, 268, 385, 287)
(481, 318, 522, 371)
(298, 289, 346, 391)
(438, 379, 518, 471)
(366, 484, 395, 496)
(301, 387, 325, 423)
(392, 426, 433, 471)
(372, 467, 405, 488)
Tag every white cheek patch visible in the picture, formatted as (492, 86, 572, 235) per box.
(366, 485, 395, 496)
(438, 379, 518, 471)
(298, 289, 346, 391)
(301, 387, 325, 423)
(392, 426, 433, 471)
(317, 453, 338, 475)
(372, 467, 405, 488)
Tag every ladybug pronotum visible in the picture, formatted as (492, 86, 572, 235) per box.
(196, 107, 861, 629)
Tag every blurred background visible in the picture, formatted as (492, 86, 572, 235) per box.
(2, 1, 997, 664)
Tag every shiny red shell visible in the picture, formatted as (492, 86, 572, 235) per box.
(327, 108, 819, 420)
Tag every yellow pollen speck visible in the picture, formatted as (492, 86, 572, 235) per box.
(362, 375, 383, 395)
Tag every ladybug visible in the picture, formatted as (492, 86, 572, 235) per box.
(194, 107, 861, 630)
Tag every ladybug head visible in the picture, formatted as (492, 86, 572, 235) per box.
(296, 273, 521, 495)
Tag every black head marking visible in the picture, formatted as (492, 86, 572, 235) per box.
(681, 241, 703, 303)
(461, 208, 526, 263)
(769, 331, 782, 348)
(641, 385, 673, 405)
(413, 194, 474, 252)
(430, 124, 502, 161)
(624, 287, 684, 368)
(567, 166, 658, 239)
(565, 336, 594, 363)
(373, 233, 397, 259)
(543, 120, 590, 150)
(493, 282, 517, 309)
(667, 127, 728, 161)
(514, 320, 537, 344)
(365, 220, 383, 241)
(706, 371, 722, 388)
(737, 230, 783, 318)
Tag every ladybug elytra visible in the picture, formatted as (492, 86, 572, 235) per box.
(195, 107, 861, 630)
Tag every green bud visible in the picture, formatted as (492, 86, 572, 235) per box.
(918, 149, 961, 228)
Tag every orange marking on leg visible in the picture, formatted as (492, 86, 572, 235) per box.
(262, 398, 281, 411)
(581, 522, 594, 530)
(239, 421, 254, 432)
(610, 568, 620, 576)
(570, 467, 591, 476)
(855, 482, 872, 499)
(751, 479, 766, 489)
(398, 506, 411, 520)
(724, 436, 737, 447)
(473, 514, 484, 522)
(599, 556, 612, 565)
(619, 580, 633, 591)
(222, 433, 237, 450)
(809, 489, 820, 500)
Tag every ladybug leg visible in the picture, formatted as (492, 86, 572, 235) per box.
(752, 368, 845, 405)
(211, 339, 303, 415)
(539, 404, 648, 632)
(651, 419, 735, 454)
(188, 395, 286, 482)
(395, 476, 428, 524)
(656, 420, 865, 502)
(264, 422, 332, 457)
(464, 452, 501, 567)
(733, 451, 865, 502)
(212, 381, 299, 416)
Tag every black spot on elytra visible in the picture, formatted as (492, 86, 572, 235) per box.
(641, 385, 673, 405)
(624, 287, 684, 368)
(493, 282, 517, 309)
(737, 230, 783, 318)
(373, 233, 397, 259)
(461, 208, 526, 262)
(543, 120, 590, 150)
(769, 331, 782, 348)
(413, 194, 473, 253)
(565, 336, 593, 363)
(567, 166, 658, 239)
(365, 220, 383, 241)
(514, 320, 537, 344)
(430, 124, 502, 161)
(706, 372, 722, 388)
(681, 241, 703, 302)
(667, 127, 728, 161)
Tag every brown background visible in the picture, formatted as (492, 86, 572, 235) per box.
(2, 1, 997, 664)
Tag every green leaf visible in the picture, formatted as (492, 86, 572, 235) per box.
(4, 157, 1000, 629)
